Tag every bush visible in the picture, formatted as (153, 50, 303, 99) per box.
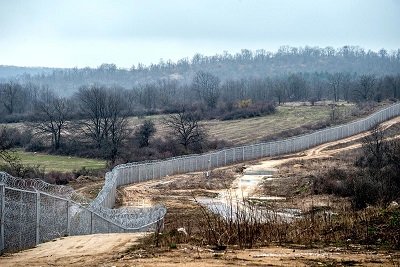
(45, 171, 75, 185)
(313, 168, 353, 197)
(0, 163, 45, 180)
(221, 102, 276, 121)
(0, 126, 29, 149)
(25, 138, 48, 152)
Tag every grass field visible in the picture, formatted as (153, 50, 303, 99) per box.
(1, 150, 106, 173)
(1, 102, 356, 172)
(131, 103, 355, 145)
(205, 103, 354, 144)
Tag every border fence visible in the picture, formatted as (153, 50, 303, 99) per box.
(0, 173, 166, 253)
(1, 102, 400, 253)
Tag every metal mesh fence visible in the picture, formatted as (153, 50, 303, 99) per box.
(0, 176, 167, 253)
(99, 103, 400, 186)
(1, 103, 400, 253)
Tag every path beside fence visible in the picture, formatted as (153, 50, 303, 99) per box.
(94, 103, 400, 209)
(0, 175, 165, 253)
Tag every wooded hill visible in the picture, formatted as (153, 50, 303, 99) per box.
(1, 45, 400, 97)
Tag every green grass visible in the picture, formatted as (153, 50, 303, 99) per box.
(1, 150, 106, 173)
(0, 102, 356, 172)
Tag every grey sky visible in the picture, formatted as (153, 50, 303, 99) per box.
(0, 0, 399, 68)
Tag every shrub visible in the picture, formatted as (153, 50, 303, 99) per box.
(45, 171, 75, 185)
(237, 99, 252, 108)
(313, 168, 353, 197)
(221, 102, 276, 121)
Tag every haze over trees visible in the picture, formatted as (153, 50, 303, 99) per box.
(0, 45, 400, 166)
(1, 45, 399, 97)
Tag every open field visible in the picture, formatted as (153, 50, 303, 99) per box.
(1, 102, 358, 172)
(206, 103, 353, 144)
(1, 150, 106, 173)
(130, 102, 357, 145)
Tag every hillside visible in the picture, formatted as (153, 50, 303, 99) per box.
(1, 46, 399, 97)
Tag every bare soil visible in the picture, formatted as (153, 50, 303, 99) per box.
(1, 237, 398, 266)
(2, 116, 400, 266)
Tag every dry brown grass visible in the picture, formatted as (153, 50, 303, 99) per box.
(127, 103, 357, 145)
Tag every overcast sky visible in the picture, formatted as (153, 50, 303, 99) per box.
(1, 0, 399, 68)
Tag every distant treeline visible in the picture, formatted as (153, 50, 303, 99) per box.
(0, 72, 400, 123)
(0, 45, 399, 97)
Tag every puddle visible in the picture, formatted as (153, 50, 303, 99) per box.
(264, 177, 291, 181)
(195, 196, 302, 222)
(244, 170, 276, 175)
(195, 168, 302, 222)
(249, 196, 286, 201)
(153, 180, 174, 187)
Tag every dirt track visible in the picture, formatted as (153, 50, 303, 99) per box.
(1, 116, 400, 266)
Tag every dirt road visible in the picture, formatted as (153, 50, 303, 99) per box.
(1, 236, 398, 266)
(0, 233, 144, 267)
(1, 116, 400, 266)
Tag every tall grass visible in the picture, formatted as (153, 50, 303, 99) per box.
(150, 194, 399, 250)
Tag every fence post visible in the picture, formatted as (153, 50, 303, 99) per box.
(67, 200, 71, 236)
(36, 190, 40, 245)
(90, 212, 94, 234)
(138, 165, 141, 183)
(0, 183, 5, 253)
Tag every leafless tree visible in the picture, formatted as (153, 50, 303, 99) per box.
(192, 71, 220, 109)
(383, 74, 400, 99)
(272, 79, 287, 105)
(353, 74, 376, 101)
(76, 85, 109, 148)
(33, 97, 72, 150)
(106, 87, 130, 164)
(328, 72, 344, 102)
(163, 108, 207, 153)
(76, 85, 129, 163)
(0, 81, 23, 115)
(287, 74, 308, 101)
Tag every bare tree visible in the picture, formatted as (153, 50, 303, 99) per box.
(192, 71, 220, 109)
(76, 85, 109, 148)
(0, 81, 23, 115)
(106, 87, 130, 164)
(383, 74, 400, 99)
(76, 85, 129, 163)
(272, 78, 287, 105)
(353, 74, 376, 101)
(287, 74, 307, 101)
(328, 72, 344, 102)
(360, 125, 388, 171)
(33, 97, 72, 150)
(163, 108, 207, 153)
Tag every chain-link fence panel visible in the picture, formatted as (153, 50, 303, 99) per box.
(39, 192, 69, 243)
(3, 188, 37, 252)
